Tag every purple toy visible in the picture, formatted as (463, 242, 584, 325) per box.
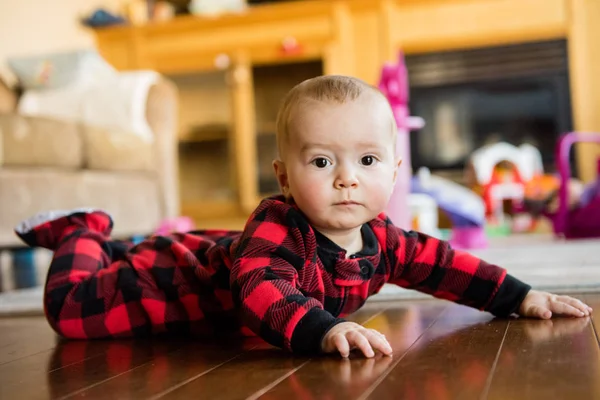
(411, 168, 488, 249)
(379, 52, 424, 230)
(551, 132, 600, 239)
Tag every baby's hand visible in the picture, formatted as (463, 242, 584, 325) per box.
(322, 321, 393, 358)
(518, 289, 593, 319)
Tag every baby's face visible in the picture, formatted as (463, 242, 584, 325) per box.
(278, 93, 399, 233)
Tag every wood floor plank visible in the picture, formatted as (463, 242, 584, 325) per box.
(254, 300, 448, 400)
(3, 338, 184, 400)
(578, 293, 600, 309)
(360, 303, 505, 400)
(156, 346, 310, 400)
(0, 317, 59, 365)
(153, 302, 393, 400)
(0, 339, 138, 400)
(51, 339, 190, 399)
(485, 316, 600, 399)
(65, 337, 268, 400)
(583, 293, 600, 346)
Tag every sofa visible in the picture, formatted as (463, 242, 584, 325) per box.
(0, 75, 180, 248)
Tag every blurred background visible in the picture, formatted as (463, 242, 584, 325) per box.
(0, 0, 599, 297)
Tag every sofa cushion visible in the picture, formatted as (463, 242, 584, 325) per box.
(0, 114, 83, 168)
(83, 125, 155, 172)
(0, 168, 162, 247)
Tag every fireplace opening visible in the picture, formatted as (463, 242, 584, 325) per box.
(406, 40, 573, 182)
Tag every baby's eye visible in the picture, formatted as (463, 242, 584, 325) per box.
(311, 158, 331, 168)
(361, 155, 376, 166)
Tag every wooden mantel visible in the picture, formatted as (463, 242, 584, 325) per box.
(93, 0, 600, 219)
(95, 0, 576, 81)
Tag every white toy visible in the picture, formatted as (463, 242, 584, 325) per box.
(468, 141, 544, 224)
(408, 193, 442, 238)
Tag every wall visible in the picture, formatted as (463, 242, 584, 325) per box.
(0, 0, 125, 85)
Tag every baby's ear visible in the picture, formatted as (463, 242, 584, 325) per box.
(393, 157, 403, 183)
(272, 159, 289, 195)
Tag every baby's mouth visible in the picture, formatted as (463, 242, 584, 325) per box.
(335, 200, 361, 206)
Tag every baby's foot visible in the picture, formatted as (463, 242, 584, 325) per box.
(14, 209, 113, 250)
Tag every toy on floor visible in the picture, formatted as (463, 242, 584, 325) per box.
(547, 132, 600, 239)
(407, 193, 442, 238)
(155, 217, 195, 236)
(520, 174, 586, 216)
(411, 167, 488, 249)
(126, 217, 196, 245)
(518, 173, 564, 232)
(379, 51, 425, 230)
(466, 142, 546, 225)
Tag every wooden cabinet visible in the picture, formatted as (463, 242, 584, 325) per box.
(387, 0, 568, 54)
(92, 0, 600, 223)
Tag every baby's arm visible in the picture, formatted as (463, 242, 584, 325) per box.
(384, 223, 526, 316)
(384, 219, 592, 318)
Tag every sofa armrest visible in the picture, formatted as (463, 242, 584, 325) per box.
(0, 77, 18, 114)
(9, 71, 180, 220)
(145, 78, 180, 219)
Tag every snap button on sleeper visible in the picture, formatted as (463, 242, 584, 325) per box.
(359, 260, 373, 278)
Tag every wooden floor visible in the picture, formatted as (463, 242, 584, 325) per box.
(1, 294, 599, 400)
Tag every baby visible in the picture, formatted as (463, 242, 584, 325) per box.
(15, 75, 591, 358)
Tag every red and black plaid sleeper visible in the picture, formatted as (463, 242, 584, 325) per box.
(16, 195, 530, 355)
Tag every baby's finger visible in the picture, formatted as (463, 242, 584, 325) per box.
(333, 333, 351, 358)
(526, 304, 552, 319)
(557, 296, 592, 315)
(550, 300, 586, 317)
(364, 329, 393, 356)
(347, 331, 375, 358)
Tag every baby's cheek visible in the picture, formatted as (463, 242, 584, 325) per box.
(372, 179, 395, 198)
(301, 183, 324, 199)
(295, 184, 327, 212)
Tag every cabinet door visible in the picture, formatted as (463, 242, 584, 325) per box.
(169, 52, 258, 221)
(252, 60, 324, 202)
(173, 68, 237, 219)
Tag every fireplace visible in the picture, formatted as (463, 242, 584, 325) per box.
(406, 40, 573, 179)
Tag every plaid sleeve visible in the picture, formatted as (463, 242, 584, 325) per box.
(231, 198, 344, 354)
(383, 218, 531, 316)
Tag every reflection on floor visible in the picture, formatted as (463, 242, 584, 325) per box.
(0, 294, 598, 399)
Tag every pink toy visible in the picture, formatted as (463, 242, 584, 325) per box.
(551, 132, 600, 239)
(449, 226, 489, 249)
(155, 217, 195, 236)
(379, 52, 424, 230)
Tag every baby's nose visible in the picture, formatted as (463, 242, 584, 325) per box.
(334, 168, 359, 188)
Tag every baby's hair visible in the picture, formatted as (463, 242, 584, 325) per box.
(275, 75, 395, 158)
